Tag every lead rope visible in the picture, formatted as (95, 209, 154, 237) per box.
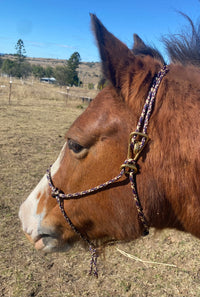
(56, 196, 98, 277)
(46, 64, 169, 277)
(47, 166, 125, 277)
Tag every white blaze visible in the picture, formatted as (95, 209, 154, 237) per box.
(19, 143, 67, 242)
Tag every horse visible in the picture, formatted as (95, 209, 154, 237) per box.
(19, 14, 200, 275)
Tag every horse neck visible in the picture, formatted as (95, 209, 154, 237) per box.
(135, 65, 200, 236)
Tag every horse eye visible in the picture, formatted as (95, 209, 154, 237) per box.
(68, 139, 84, 153)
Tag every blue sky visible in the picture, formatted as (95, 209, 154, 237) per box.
(0, 0, 200, 62)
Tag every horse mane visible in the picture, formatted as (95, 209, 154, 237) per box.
(162, 12, 200, 67)
(133, 12, 200, 67)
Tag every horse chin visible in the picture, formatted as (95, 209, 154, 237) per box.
(26, 233, 72, 253)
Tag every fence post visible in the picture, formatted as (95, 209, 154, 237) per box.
(9, 79, 12, 105)
(66, 86, 69, 105)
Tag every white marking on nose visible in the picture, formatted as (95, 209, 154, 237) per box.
(19, 142, 67, 242)
(19, 175, 48, 240)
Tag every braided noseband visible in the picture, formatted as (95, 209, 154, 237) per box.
(46, 64, 169, 277)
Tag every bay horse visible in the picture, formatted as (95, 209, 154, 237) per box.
(19, 14, 200, 275)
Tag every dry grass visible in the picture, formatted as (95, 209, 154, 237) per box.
(0, 77, 99, 104)
(1, 77, 200, 296)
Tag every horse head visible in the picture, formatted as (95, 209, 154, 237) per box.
(19, 15, 200, 259)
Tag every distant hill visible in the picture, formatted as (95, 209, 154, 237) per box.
(1, 54, 102, 86)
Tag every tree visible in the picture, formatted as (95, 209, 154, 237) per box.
(54, 52, 81, 86)
(54, 66, 68, 85)
(32, 65, 45, 78)
(15, 39, 26, 62)
(67, 52, 80, 70)
(0, 57, 2, 69)
(1, 59, 15, 76)
(1, 59, 31, 78)
(66, 52, 81, 86)
(17, 62, 31, 78)
(45, 66, 54, 77)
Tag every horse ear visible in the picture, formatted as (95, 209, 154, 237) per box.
(91, 14, 136, 90)
(133, 34, 146, 50)
(132, 33, 166, 64)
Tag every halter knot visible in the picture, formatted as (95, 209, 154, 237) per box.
(51, 188, 64, 198)
(121, 159, 138, 175)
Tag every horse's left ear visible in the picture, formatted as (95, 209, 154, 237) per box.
(132, 33, 165, 64)
(91, 14, 137, 91)
(133, 34, 146, 50)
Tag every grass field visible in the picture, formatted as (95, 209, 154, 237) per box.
(1, 77, 200, 296)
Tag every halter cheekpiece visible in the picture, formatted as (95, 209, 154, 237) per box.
(46, 64, 169, 277)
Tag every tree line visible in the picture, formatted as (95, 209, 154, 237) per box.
(0, 39, 81, 86)
(0, 39, 107, 89)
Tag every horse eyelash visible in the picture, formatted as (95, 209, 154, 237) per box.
(67, 138, 84, 153)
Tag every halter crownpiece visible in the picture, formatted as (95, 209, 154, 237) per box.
(46, 64, 169, 277)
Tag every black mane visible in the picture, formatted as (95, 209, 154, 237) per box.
(163, 13, 200, 66)
(133, 13, 200, 67)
